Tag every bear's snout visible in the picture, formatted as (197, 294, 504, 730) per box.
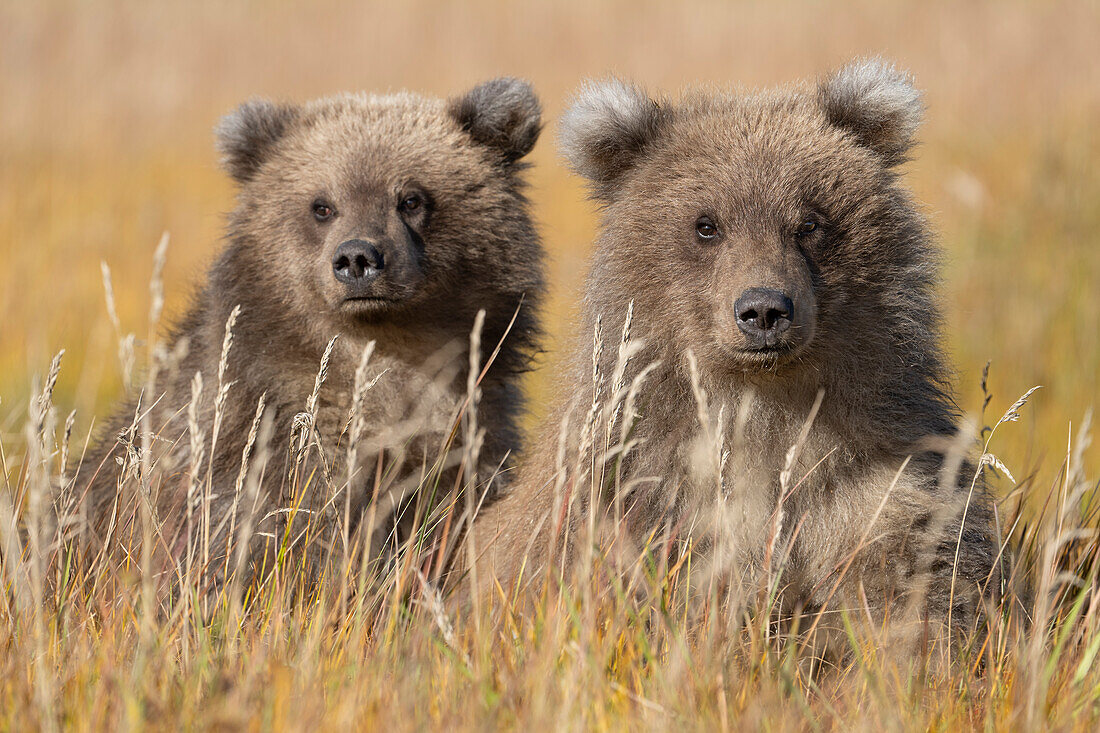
(734, 287, 794, 348)
(332, 238, 385, 290)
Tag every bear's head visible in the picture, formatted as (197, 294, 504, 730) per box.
(215, 78, 543, 341)
(560, 60, 934, 383)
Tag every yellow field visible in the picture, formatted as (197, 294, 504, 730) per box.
(2, 0, 1099, 729)
(3, 0, 1097, 465)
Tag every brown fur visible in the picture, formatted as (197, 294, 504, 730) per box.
(465, 61, 1000, 644)
(77, 79, 545, 579)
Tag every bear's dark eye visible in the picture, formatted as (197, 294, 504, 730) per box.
(312, 200, 335, 222)
(695, 216, 719, 241)
(795, 220, 817, 237)
(399, 194, 423, 213)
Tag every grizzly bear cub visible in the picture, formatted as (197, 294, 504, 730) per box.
(465, 60, 1000, 642)
(79, 79, 545, 580)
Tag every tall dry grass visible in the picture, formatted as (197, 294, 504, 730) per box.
(0, 261, 1097, 729)
(2, 0, 1099, 728)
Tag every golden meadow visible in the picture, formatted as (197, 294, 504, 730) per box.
(2, 0, 1099, 728)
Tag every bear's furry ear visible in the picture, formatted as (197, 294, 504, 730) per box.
(216, 100, 300, 183)
(819, 59, 923, 166)
(558, 79, 669, 197)
(448, 78, 542, 164)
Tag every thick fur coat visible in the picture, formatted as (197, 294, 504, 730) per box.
(78, 79, 545, 578)
(466, 61, 999, 641)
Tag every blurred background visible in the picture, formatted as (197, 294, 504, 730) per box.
(2, 0, 1097, 479)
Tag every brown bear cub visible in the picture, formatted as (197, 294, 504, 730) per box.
(466, 61, 1000, 646)
(79, 79, 545, 581)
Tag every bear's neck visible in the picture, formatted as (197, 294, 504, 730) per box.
(606, 339, 958, 473)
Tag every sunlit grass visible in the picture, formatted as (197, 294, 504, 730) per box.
(2, 0, 1099, 728)
(0, 305, 1096, 729)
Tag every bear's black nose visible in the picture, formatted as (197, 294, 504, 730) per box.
(735, 288, 793, 343)
(333, 239, 385, 285)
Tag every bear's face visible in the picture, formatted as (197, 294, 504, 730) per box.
(217, 79, 542, 336)
(561, 60, 926, 379)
